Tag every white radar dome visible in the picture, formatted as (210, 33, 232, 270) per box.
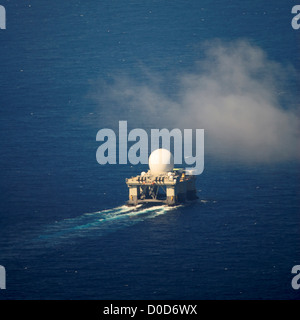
(149, 149, 174, 175)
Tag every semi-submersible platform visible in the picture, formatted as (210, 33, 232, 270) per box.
(126, 148, 198, 206)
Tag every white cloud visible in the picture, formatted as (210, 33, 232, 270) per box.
(92, 40, 299, 163)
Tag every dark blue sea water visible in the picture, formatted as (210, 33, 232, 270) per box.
(0, 0, 299, 300)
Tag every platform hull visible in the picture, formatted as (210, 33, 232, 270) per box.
(126, 170, 197, 206)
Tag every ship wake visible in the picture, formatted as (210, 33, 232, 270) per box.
(37, 204, 179, 245)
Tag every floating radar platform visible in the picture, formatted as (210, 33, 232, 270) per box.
(126, 149, 198, 206)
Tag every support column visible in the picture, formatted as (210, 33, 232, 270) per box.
(128, 186, 139, 205)
(166, 186, 176, 205)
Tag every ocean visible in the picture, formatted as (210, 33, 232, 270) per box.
(0, 0, 299, 300)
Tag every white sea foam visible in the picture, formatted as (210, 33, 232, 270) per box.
(38, 203, 179, 244)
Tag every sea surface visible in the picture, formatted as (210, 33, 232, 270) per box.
(0, 0, 299, 300)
